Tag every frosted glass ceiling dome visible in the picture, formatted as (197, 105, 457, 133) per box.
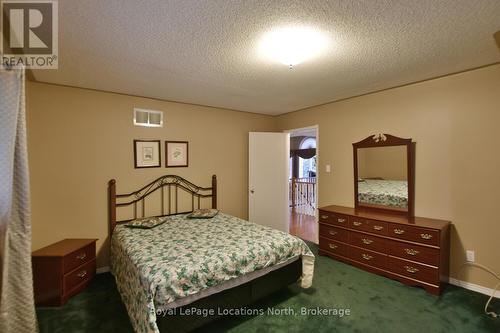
(258, 26, 329, 67)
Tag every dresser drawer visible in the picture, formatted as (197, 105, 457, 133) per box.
(63, 242, 96, 273)
(387, 256, 439, 284)
(349, 246, 386, 270)
(349, 217, 388, 236)
(63, 259, 96, 295)
(387, 240, 440, 266)
(319, 211, 349, 226)
(319, 237, 349, 258)
(350, 232, 386, 253)
(319, 224, 349, 242)
(388, 224, 439, 246)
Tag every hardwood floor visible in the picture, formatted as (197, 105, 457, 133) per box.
(289, 209, 317, 243)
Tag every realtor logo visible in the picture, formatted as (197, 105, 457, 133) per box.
(1, 0, 58, 69)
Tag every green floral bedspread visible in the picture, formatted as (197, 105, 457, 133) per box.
(358, 179, 408, 208)
(110, 212, 315, 333)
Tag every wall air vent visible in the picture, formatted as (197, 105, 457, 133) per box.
(133, 108, 164, 127)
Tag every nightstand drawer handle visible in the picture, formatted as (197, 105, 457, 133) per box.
(404, 266, 419, 274)
(361, 254, 373, 260)
(420, 233, 433, 240)
(393, 229, 405, 235)
(362, 238, 373, 245)
(404, 248, 419, 256)
(352, 221, 362, 226)
(373, 225, 384, 231)
(329, 230, 337, 236)
(329, 243, 338, 249)
(77, 270, 87, 278)
(337, 218, 346, 223)
(76, 253, 87, 260)
(320, 215, 329, 220)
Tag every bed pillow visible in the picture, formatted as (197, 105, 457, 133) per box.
(125, 216, 168, 229)
(186, 209, 219, 219)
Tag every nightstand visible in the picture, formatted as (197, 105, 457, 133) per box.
(32, 238, 97, 306)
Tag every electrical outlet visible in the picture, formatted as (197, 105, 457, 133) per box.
(325, 164, 331, 173)
(466, 250, 475, 263)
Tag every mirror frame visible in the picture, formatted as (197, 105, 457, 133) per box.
(353, 134, 415, 217)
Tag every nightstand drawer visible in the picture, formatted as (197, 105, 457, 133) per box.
(63, 242, 96, 273)
(63, 259, 96, 295)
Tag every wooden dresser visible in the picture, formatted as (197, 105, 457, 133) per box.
(318, 205, 450, 295)
(32, 239, 97, 306)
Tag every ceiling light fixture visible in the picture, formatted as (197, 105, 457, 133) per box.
(258, 26, 329, 69)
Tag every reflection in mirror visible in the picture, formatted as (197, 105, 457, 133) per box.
(357, 146, 408, 210)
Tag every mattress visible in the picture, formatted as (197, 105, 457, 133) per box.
(358, 179, 408, 208)
(110, 212, 315, 333)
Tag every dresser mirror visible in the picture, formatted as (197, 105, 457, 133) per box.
(353, 134, 415, 216)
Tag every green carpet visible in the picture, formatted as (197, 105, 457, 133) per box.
(36, 243, 499, 332)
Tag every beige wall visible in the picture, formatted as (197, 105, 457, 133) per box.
(358, 146, 407, 180)
(26, 82, 277, 267)
(277, 64, 500, 288)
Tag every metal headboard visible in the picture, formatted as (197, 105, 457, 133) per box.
(108, 175, 217, 233)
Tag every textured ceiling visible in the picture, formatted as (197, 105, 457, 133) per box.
(32, 0, 500, 115)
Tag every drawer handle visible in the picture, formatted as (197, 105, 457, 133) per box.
(361, 254, 373, 260)
(329, 230, 338, 236)
(404, 266, 419, 274)
(77, 270, 87, 278)
(329, 243, 338, 249)
(404, 248, 420, 256)
(362, 238, 373, 245)
(76, 253, 87, 260)
(373, 225, 384, 231)
(321, 215, 329, 220)
(337, 218, 346, 223)
(393, 229, 405, 235)
(420, 233, 433, 240)
(352, 221, 362, 226)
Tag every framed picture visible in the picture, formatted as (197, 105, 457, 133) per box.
(134, 140, 161, 168)
(165, 141, 189, 167)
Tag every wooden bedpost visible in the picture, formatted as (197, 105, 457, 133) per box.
(108, 179, 116, 234)
(211, 175, 217, 209)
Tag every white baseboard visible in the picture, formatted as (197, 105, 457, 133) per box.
(448, 277, 500, 299)
(96, 266, 110, 274)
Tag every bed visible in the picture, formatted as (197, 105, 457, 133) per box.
(357, 179, 408, 208)
(108, 175, 314, 333)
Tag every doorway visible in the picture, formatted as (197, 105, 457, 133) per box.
(284, 126, 318, 244)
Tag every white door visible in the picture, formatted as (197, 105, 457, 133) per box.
(249, 132, 290, 232)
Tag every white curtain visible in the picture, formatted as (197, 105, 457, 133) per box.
(0, 67, 38, 333)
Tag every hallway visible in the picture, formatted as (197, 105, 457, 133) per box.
(289, 209, 317, 243)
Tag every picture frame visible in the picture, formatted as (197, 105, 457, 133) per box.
(165, 141, 189, 167)
(133, 140, 161, 168)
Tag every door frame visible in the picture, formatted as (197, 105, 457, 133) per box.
(283, 125, 319, 240)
